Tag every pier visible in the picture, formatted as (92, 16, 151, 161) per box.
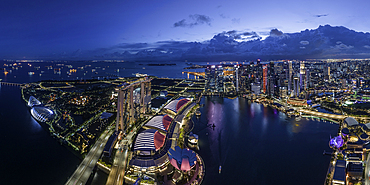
(0, 82, 24, 88)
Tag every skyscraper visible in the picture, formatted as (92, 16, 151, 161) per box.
(116, 79, 151, 132)
(293, 75, 300, 97)
(324, 66, 331, 81)
(255, 59, 262, 84)
(268, 61, 275, 96)
(288, 61, 293, 93)
(300, 61, 305, 91)
(263, 64, 268, 93)
(205, 65, 224, 93)
(305, 68, 310, 90)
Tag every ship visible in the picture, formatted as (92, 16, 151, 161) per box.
(219, 165, 222, 174)
(133, 73, 148, 77)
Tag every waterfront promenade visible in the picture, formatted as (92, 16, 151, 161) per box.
(297, 109, 346, 120)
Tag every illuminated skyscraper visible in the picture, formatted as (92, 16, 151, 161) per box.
(324, 66, 331, 81)
(288, 61, 293, 93)
(263, 64, 267, 93)
(300, 61, 305, 91)
(205, 65, 224, 93)
(116, 78, 151, 132)
(305, 68, 310, 90)
(293, 75, 300, 97)
(268, 61, 275, 96)
(256, 59, 262, 83)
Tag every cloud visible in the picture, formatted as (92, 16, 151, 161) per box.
(314, 14, 328, 18)
(270, 28, 283, 36)
(219, 14, 228, 19)
(335, 43, 354, 49)
(190, 14, 211, 25)
(173, 19, 187, 27)
(220, 30, 260, 42)
(117, 43, 149, 49)
(231, 18, 240, 24)
(54, 24, 370, 61)
(173, 14, 212, 28)
(300, 41, 309, 45)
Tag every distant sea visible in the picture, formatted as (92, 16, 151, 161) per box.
(0, 60, 205, 83)
(0, 60, 337, 185)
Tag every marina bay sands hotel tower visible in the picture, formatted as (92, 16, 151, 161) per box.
(116, 78, 151, 132)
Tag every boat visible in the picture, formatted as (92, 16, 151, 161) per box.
(219, 165, 222, 174)
(295, 116, 302, 121)
(195, 110, 201, 117)
(133, 73, 148, 77)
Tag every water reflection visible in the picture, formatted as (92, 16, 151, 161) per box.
(30, 113, 43, 132)
(195, 97, 338, 185)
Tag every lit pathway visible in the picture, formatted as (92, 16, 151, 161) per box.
(65, 127, 114, 185)
(296, 109, 346, 120)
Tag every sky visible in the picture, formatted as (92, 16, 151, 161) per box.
(1, 0, 370, 59)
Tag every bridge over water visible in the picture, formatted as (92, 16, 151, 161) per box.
(0, 82, 24, 87)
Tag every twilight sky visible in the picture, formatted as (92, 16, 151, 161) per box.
(1, 0, 370, 59)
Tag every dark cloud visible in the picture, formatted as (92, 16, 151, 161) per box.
(173, 14, 212, 28)
(226, 30, 237, 35)
(242, 32, 252, 36)
(190, 14, 211, 25)
(315, 14, 328, 17)
(117, 43, 149, 49)
(270, 29, 283, 36)
(56, 25, 370, 61)
(173, 19, 187, 27)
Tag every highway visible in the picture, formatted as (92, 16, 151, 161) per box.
(365, 154, 370, 185)
(105, 132, 135, 185)
(65, 128, 114, 185)
(105, 147, 128, 185)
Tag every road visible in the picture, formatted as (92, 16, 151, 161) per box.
(65, 128, 114, 185)
(105, 128, 136, 185)
(365, 153, 370, 185)
(105, 147, 129, 185)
